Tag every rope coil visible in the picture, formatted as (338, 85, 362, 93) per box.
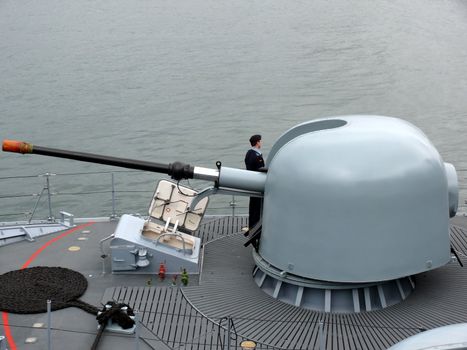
(0, 266, 136, 350)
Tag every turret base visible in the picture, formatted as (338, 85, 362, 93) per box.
(253, 251, 415, 313)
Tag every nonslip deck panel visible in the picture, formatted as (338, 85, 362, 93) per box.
(450, 224, 467, 257)
(102, 220, 467, 349)
(195, 215, 248, 244)
(103, 286, 228, 350)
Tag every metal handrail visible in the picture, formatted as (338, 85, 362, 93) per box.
(0, 169, 465, 221)
(0, 170, 247, 222)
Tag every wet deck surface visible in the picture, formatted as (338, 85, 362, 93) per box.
(1, 215, 467, 349)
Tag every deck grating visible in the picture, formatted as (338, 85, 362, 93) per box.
(102, 219, 467, 349)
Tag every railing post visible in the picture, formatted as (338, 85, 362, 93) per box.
(230, 196, 236, 218)
(110, 173, 117, 220)
(319, 319, 325, 350)
(29, 188, 45, 223)
(45, 173, 54, 221)
(47, 299, 52, 350)
(134, 311, 139, 350)
(225, 316, 231, 350)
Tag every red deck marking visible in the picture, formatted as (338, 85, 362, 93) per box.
(21, 222, 95, 269)
(1, 222, 95, 350)
(1, 312, 16, 350)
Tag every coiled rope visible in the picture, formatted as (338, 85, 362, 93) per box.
(0, 266, 135, 349)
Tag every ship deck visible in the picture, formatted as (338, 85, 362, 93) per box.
(1, 215, 467, 350)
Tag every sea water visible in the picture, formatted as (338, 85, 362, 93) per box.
(1, 0, 466, 219)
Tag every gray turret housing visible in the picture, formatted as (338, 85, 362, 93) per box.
(253, 116, 458, 312)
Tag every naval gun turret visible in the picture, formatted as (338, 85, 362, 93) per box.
(2, 115, 459, 313)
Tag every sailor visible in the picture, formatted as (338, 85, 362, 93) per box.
(245, 134, 265, 230)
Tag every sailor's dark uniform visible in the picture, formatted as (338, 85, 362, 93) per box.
(245, 148, 265, 229)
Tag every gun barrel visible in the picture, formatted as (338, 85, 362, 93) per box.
(2, 139, 193, 180)
(2, 139, 267, 192)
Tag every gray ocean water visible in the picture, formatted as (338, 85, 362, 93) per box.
(1, 0, 466, 220)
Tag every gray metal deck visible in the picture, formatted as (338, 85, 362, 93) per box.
(102, 216, 467, 350)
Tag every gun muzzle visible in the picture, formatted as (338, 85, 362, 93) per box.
(2, 140, 33, 154)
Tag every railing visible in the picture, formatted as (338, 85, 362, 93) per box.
(137, 288, 428, 350)
(0, 169, 466, 224)
(0, 171, 248, 223)
(458, 168, 467, 215)
(0, 287, 432, 350)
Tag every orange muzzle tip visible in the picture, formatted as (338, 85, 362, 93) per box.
(2, 140, 33, 154)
